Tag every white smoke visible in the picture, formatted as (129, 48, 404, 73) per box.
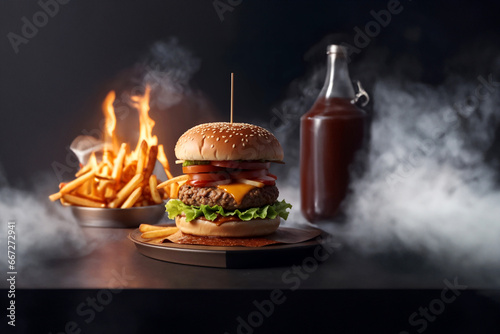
(0, 172, 95, 288)
(271, 44, 500, 286)
(343, 78, 500, 268)
(141, 38, 201, 110)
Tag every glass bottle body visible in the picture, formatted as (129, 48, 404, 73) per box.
(300, 46, 367, 223)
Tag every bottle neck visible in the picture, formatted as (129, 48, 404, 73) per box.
(319, 51, 355, 99)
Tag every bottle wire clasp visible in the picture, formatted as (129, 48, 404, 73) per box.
(351, 81, 370, 107)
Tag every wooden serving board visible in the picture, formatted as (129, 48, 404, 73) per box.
(128, 228, 326, 268)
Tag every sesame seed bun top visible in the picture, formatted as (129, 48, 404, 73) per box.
(174, 122, 284, 161)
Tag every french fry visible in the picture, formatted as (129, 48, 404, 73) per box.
(163, 182, 170, 198)
(136, 140, 148, 175)
(75, 164, 91, 177)
(61, 170, 96, 193)
(158, 144, 173, 179)
(96, 162, 113, 179)
(104, 185, 116, 199)
(62, 194, 106, 208)
(75, 180, 89, 196)
(49, 171, 95, 201)
(102, 164, 111, 177)
(94, 180, 105, 199)
(149, 175, 163, 204)
(49, 190, 61, 202)
(84, 179, 92, 195)
(168, 180, 186, 199)
(139, 223, 170, 233)
(122, 160, 137, 183)
(97, 179, 111, 194)
(143, 145, 158, 181)
(169, 182, 180, 199)
(121, 186, 142, 209)
(169, 183, 175, 197)
(59, 196, 71, 206)
(90, 178, 99, 198)
(109, 174, 144, 208)
(102, 150, 113, 165)
(112, 143, 128, 182)
(157, 174, 188, 189)
(74, 191, 108, 203)
(141, 227, 178, 239)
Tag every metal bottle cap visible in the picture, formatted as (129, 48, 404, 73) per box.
(326, 44, 347, 56)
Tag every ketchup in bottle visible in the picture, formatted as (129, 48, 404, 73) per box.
(300, 45, 368, 223)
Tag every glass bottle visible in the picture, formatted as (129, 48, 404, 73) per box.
(300, 45, 368, 223)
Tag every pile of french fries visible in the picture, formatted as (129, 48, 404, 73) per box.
(49, 140, 173, 208)
(139, 224, 178, 243)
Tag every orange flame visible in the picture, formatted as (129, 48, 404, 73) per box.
(102, 90, 118, 153)
(130, 85, 158, 158)
(85, 84, 171, 181)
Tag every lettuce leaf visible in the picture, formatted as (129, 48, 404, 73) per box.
(182, 160, 210, 166)
(166, 199, 292, 222)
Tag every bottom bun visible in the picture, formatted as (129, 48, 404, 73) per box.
(175, 216, 280, 237)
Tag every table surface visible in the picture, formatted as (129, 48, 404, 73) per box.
(18, 226, 499, 289)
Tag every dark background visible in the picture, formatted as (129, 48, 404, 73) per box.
(2, 1, 500, 333)
(1, 0, 500, 184)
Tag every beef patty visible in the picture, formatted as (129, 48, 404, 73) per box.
(178, 184, 279, 210)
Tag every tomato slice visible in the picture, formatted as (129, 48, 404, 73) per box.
(229, 169, 267, 180)
(267, 173, 278, 180)
(183, 165, 225, 174)
(259, 175, 277, 181)
(188, 172, 230, 182)
(211, 161, 271, 170)
(186, 172, 230, 187)
(186, 179, 206, 187)
(184, 168, 278, 187)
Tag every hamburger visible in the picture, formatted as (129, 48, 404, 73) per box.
(166, 122, 291, 237)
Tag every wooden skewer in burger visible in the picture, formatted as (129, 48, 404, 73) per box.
(158, 73, 291, 237)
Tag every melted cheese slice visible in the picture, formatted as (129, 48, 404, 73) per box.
(217, 183, 256, 205)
